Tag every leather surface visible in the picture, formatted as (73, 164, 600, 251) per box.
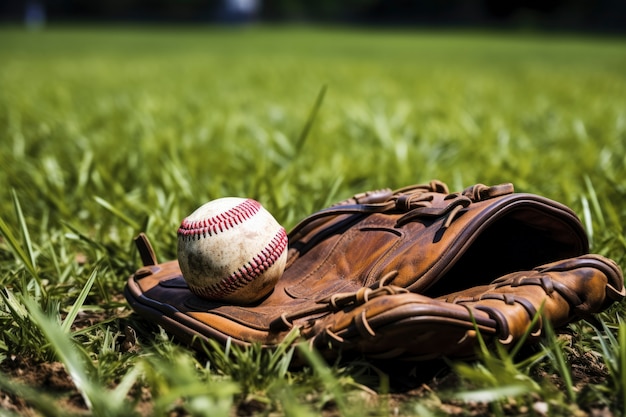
(124, 180, 624, 360)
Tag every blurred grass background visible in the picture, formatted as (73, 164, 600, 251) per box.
(1, 26, 626, 415)
(2, 27, 625, 255)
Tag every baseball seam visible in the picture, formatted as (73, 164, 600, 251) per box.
(178, 199, 261, 239)
(188, 227, 288, 299)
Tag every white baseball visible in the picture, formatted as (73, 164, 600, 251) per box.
(177, 197, 288, 304)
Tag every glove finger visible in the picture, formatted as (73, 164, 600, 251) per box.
(308, 255, 624, 360)
(439, 254, 625, 346)
(306, 292, 498, 360)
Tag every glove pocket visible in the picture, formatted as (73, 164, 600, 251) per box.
(284, 225, 405, 300)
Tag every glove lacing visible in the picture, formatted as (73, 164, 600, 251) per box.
(270, 271, 407, 334)
(288, 181, 514, 239)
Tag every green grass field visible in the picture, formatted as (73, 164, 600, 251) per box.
(1, 25, 626, 416)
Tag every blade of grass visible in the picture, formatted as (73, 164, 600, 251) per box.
(617, 320, 626, 413)
(580, 195, 593, 246)
(23, 296, 94, 410)
(509, 301, 545, 359)
(266, 328, 299, 376)
(455, 384, 530, 403)
(294, 84, 327, 155)
(296, 344, 350, 414)
(0, 207, 41, 284)
(321, 175, 345, 208)
(543, 321, 575, 401)
(12, 189, 36, 271)
(584, 175, 605, 229)
(93, 196, 141, 230)
(76, 150, 94, 193)
(61, 267, 98, 334)
(61, 221, 108, 252)
(109, 365, 143, 406)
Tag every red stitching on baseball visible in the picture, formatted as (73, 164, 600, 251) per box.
(178, 199, 261, 240)
(190, 227, 288, 299)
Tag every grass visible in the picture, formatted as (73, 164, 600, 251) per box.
(0, 24, 625, 416)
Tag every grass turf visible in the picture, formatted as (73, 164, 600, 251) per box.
(0, 25, 625, 416)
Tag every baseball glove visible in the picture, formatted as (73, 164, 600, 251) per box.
(124, 180, 625, 361)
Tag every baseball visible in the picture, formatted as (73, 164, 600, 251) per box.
(177, 197, 288, 304)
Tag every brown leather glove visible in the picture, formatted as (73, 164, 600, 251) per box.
(124, 181, 624, 360)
